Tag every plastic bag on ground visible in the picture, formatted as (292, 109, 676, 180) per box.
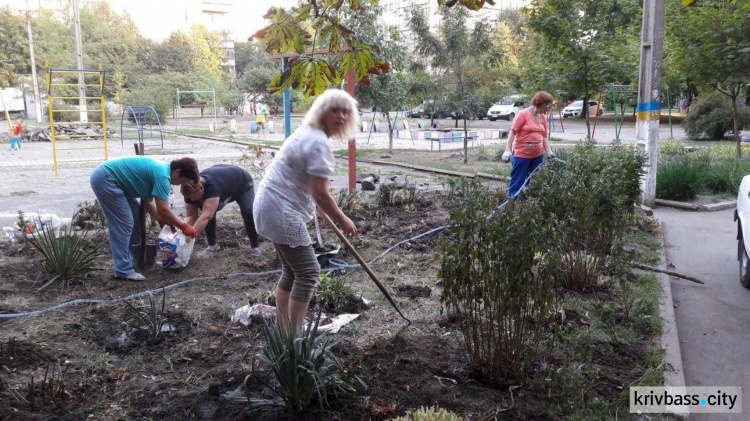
(157, 225, 195, 269)
(231, 304, 277, 326)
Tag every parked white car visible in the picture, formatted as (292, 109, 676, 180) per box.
(487, 95, 527, 121)
(562, 100, 603, 118)
(735, 175, 750, 287)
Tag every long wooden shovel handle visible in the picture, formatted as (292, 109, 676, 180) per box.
(316, 207, 411, 326)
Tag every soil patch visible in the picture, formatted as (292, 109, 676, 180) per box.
(0, 192, 663, 420)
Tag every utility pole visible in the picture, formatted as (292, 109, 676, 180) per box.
(25, 4, 42, 123)
(636, 0, 666, 207)
(72, 0, 87, 122)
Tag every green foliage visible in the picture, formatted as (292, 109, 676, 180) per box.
(659, 140, 688, 157)
(525, 0, 642, 137)
(394, 406, 466, 421)
(314, 273, 354, 312)
(704, 157, 750, 194)
(439, 178, 562, 382)
(683, 92, 750, 140)
(123, 288, 169, 338)
(655, 158, 705, 200)
(27, 224, 104, 291)
(376, 182, 418, 208)
(253, 1, 390, 96)
(332, 188, 364, 211)
(527, 143, 646, 253)
(234, 313, 365, 414)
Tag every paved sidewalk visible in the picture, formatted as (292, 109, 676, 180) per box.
(655, 206, 749, 420)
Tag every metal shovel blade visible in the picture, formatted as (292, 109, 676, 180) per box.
(131, 242, 158, 272)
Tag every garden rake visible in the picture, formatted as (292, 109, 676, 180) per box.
(316, 207, 412, 327)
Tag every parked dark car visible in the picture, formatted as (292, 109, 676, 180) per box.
(451, 100, 493, 120)
(407, 101, 449, 119)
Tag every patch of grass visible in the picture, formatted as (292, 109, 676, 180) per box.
(656, 158, 705, 200)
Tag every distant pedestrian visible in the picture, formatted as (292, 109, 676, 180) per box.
(256, 106, 267, 135)
(10, 118, 23, 150)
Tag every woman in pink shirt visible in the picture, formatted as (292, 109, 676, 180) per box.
(501, 92, 556, 196)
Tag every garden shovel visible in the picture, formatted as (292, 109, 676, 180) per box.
(130, 142, 158, 272)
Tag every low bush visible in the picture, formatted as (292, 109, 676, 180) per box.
(394, 406, 465, 421)
(656, 158, 705, 200)
(684, 92, 750, 140)
(313, 273, 354, 312)
(439, 178, 562, 382)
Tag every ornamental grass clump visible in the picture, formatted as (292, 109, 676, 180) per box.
(439, 178, 562, 383)
(703, 157, 750, 194)
(656, 157, 705, 200)
(27, 223, 104, 291)
(233, 313, 365, 414)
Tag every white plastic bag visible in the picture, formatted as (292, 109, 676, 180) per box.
(157, 225, 195, 269)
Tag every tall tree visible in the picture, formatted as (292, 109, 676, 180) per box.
(145, 32, 193, 74)
(668, 0, 750, 157)
(408, 5, 493, 163)
(233, 41, 275, 76)
(346, 2, 409, 154)
(0, 7, 29, 74)
(525, 0, 642, 138)
(189, 24, 227, 81)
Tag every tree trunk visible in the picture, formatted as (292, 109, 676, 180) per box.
(385, 111, 394, 155)
(463, 118, 468, 164)
(731, 85, 741, 159)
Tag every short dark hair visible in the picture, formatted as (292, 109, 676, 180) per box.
(170, 157, 200, 183)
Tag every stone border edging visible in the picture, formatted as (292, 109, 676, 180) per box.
(655, 198, 736, 212)
(656, 220, 690, 419)
(357, 158, 509, 182)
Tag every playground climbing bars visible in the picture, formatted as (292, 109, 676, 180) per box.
(45, 62, 108, 176)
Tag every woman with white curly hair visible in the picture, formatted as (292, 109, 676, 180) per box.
(253, 89, 360, 335)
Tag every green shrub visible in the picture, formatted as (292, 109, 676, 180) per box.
(703, 157, 750, 194)
(439, 178, 562, 382)
(656, 158, 705, 200)
(376, 181, 418, 207)
(233, 313, 365, 414)
(313, 273, 354, 312)
(27, 223, 104, 291)
(332, 188, 364, 211)
(684, 92, 750, 140)
(526, 142, 646, 253)
(394, 406, 465, 421)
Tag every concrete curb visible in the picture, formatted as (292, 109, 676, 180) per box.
(656, 220, 690, 420)
(655, 198, 736, 212)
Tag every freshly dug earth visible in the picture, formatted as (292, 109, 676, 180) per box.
(0, 192, 662, 420)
